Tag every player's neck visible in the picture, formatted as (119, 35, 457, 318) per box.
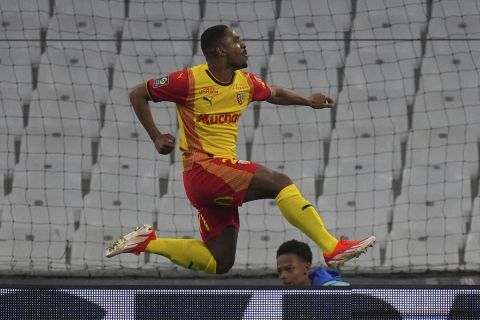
(207, 62, 234, 83)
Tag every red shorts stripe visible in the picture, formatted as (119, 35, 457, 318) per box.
(183, 158, 258, 242)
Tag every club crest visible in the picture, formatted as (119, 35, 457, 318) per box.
(236, 91, 246, 105)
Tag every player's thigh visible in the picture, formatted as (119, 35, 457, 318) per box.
(184, 158, 257, 207)
(244, 164, 292, 202)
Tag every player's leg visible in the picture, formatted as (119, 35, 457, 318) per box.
(105, 225, 218, 274)
(245, 164, 375, 267)
(143, 206, 240, 274)
(204, 226, 238, 274)
(181, 158, 257, 272)
(245, 164, 338, 253)
(106, 159, 250, 274)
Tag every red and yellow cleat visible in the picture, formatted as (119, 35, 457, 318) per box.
(105, 224, 157, 258)
(323, 235, 376, 268)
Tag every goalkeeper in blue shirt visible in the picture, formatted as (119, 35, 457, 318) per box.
(277, 239, 350, 286)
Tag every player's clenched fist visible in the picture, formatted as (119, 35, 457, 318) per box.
(308, 93, 336, 109)
(153, 134, 176, 154)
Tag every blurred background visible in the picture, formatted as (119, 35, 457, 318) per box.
(0, 0, 479, 285)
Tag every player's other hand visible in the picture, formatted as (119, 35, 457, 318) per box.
(153, 134, 176, 154)
(308, 93, 336, 109)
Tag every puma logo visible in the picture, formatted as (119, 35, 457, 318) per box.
(203, 96, 213, 106)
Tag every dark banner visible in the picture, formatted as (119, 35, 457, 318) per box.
(0, 288, 478, 319)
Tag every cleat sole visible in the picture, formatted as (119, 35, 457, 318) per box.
(327, 237, 376, 268)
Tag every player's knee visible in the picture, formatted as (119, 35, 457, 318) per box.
(272, 171, 292, 193)
(215, 256, 235, 274)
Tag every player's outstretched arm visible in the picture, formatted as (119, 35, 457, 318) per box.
(129, 83, 176, 155)
(267, 86, 336, 109)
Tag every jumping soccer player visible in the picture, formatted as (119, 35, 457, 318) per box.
(105, 25, 375, 273)
(277, 239, 350, 286)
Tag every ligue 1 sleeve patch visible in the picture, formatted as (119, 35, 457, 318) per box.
(153, 75, 169, 88)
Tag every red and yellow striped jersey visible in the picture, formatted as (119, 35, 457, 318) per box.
(146, 63, 271, 170)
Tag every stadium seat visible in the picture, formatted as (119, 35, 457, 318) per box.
(0, 7, 49, 65)
(0, 86, 26, 133)
(28, 85, 103, 134)
(0, 0, 49, 14)
(0, 86, 23, 174)
(109, 53, 180, 141)
(0, 133, 19, 175)
(419, 53, 479, 93)
(202, 0, 276, 38)
(429, 0, 480, 38)
(87, 157, 161, 225)
(0, 47, 33, 103)
(54, 0, 125, 35)
(317, 193, 386, 269)
(272, 17, 346, 95)
(405, 127, 479, 179)
(386, 193, 465, 270)
(258, 99, 332, 135)
(336, 85, 409, 135)
(46, 14, 118, 68)
(128, 0, 200, 38)
(120, 19, 194, 71)
(70, 224, 149, 269)
(414, 40, 480, 129)
(155, 163, 197, 237)
(20, 121, 93, 176)
(0, 209, 69, 270)
(412, 89, 480, 131)
(391, 163, 471, 270)
(81, 167, 159, 271)
(329, 122, 403, 176)
(99, 120, 170, 179)
(10, 157, 83, 204)
(343, 41, 420, 104)
(37, 46, 110, 91)
(279, 0, 352, 34)
(269, 16, 344, 96)
(20, 129, 92, 170)
(323, 156, 393, 199)
(114, 51, 187, 89)
(251, 124, 325, 176)
(400, 161, 472, 209)
(267, 51, 339, 99)
(353, 0, 428, 39)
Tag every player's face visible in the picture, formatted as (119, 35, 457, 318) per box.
(277, 254, 311, 286)
(221, 28, 248, 70)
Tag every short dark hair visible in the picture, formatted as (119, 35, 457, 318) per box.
(200, 25, 229, 57)
(276, 239, 313, 264)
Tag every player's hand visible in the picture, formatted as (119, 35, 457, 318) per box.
(153, 133, 176, 155)
(308, 93, 336, 109)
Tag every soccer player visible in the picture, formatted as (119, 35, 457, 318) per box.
(105, 25, 375, 274)
(277, 239, 350, 286)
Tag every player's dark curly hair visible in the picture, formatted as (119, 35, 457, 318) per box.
(200, 24, 229, 58)
(276, 239, 313, 264)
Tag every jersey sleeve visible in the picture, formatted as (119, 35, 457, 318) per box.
(146, 70, 189, 104)
(246, 72, 271, 101)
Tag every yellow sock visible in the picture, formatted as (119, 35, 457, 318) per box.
(145, 238, 217, 274)
(276, 184, 338, 253)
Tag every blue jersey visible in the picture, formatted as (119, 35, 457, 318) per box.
(308, 267, 350, 286)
